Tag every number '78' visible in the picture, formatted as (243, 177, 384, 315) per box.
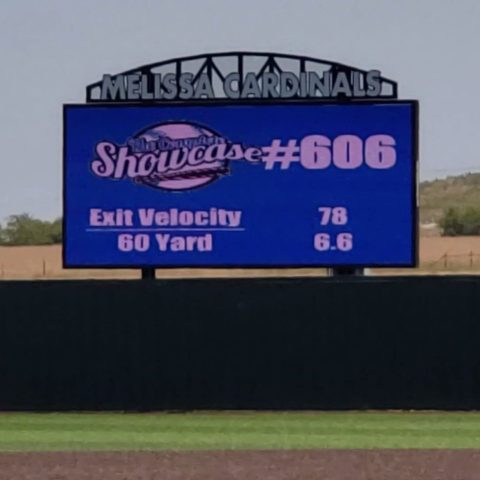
(318, 207, 348, 225)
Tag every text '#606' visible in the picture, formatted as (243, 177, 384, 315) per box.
(262, 135, 396, 170)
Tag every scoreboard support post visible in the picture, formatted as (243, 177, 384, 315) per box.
(141, 268, 156, 280)
(330, 267, 365, 277)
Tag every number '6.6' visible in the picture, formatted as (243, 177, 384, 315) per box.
(314, 233, 353, 252)
(300, 135, 396, 169)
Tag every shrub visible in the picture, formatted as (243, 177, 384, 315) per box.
(0, 214, 62, 245)
(440, 207, 480, 236)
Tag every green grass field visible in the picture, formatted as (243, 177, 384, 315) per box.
(1, 412, 480, 451)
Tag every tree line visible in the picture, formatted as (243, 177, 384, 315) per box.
(0, 214, 62, 245)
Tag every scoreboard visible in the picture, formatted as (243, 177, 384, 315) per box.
(64, 101, 417, 268)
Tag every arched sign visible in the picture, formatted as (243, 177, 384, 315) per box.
(86, 51, 398, 102)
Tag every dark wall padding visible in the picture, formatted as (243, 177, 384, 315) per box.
(0, 276, 479, 410)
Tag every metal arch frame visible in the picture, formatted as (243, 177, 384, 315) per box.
(86, 51, 398, 102)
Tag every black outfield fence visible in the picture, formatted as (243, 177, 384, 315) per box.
(0, 276, 479, 411)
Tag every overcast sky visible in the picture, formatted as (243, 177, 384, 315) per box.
(0, 0, 479, 221)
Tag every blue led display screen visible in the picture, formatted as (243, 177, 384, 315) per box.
(64, 101, 417, 267)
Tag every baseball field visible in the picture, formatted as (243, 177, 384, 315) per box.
(1, 412, 480, 479)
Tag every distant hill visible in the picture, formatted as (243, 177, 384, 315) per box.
(420, 173, 480, 223)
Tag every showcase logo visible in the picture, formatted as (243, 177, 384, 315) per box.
(91, 122, 262, 191)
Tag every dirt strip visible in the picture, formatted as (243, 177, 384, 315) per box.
(1, 450, 480, 480)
